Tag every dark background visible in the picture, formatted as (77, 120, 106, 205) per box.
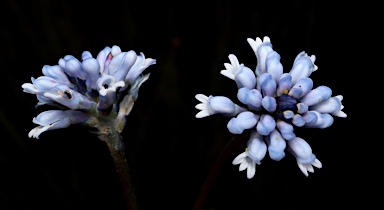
(0, 0, 363, 209)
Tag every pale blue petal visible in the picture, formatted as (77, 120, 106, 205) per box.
(259, 73, 276, 97)
(255, 38, 273, 76)
(81, 51, 93, 60)
(301, 111, 318, 124)
(22, 76, 59, 94)
(289, 51, 317, 84)
(304, 111, 334, 128)
(82, 58, 101, 92)
(58, 55, 75, 69)
(292, 114, 305, 127)
(287, 137, 316, 164)
(297, 103, 308, 114)
(288, 77, 313, 99)
(276, 120, 295, 140)
(237, 87, 262, 111)
(42, 65, 73, 88)
(283, 110, 294, 119)
(65, 58, 87, 80)
(300, 86, 332, 106)
(111, 45, 122, 56)
(125, 52, 156, 85)
(227, 111, 258, 134)
(96, 46, 112, 74)
(266, 129, 286, 161)
(36, 94, 55, 105)
(209, 96, 246, 117)
(247, 131, 267, 163)
(276, 73, 292, 96)
(43, 84, 96, 110)
(107, 50, 137, 82)
(265, 51, 283, 83)
(32, 110, 69, 126)
(234, 64, 256, 89)
(256, 114, 276, 136)
(29, 110, 89, 139)
(310, 96, 343, 115)
(261, 96, 276, 113)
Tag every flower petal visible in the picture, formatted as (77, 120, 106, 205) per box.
(300, 86, 332, 106)
(232, 152, 247, 165)
(227, 111, 258, 134)
(256, 114, 276, 136)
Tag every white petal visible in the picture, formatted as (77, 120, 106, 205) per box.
(335, 95, 343, 101)
(195, 110, 210, 118)
(297, 162, 309, 177)
(247, 37, 262, 53)
(195, 94, 208, 103)
(239, 160, 249, 171)
(232, 152, 247, 165)
(195, 103, 207, 110)
(246, 161, 256, 179)
(312, 158, 322, 168)
(306, 164, 314, 173)
(228, 54, 240, 69)
(28, 127, 40, 138)
(220, 70, 235, 80)
(224, 63, 234, 72)
(263, 36, 271, 42)
(333, 110, 347, 118)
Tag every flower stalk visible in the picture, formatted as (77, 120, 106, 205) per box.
(193, 131, 250, 210)
(97, 129, 137, 210)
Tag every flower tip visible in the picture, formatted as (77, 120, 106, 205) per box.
(195, 110, 209, 118)
(313, 64, 318, 71)
(313, 158, 322, 169)
(263, 36, 271, 42)
(297, 162, 309, 177)
(334, 111, 347, 118)
(195, 94, 208, 102)
(335, 95, 343, 101)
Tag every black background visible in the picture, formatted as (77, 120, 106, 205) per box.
(1, 0, 364, 209)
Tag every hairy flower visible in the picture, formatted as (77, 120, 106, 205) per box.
(195, 36, 346, 178)
(22, 45, 156, 138)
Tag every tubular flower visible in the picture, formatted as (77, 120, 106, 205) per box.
(195, 36, 346, 178)
(22, 45, 156, 138)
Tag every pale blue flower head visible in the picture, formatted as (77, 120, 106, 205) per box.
(195, 35, 347, 178)
(22, 45, 155, 138)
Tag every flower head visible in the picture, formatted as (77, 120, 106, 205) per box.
(195, 36, 346, 178)
(22, 45, 156, 138)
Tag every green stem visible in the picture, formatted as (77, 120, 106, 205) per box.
(98, 131, 138, 210)
(193, 132, 249, 210)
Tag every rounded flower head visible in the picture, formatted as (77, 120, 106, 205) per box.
(22, 45, 155, 138)
(195, 36, 346, 178)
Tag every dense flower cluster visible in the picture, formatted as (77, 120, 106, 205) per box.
(22, 45, 156, 139)
(195, 36, 346, 178)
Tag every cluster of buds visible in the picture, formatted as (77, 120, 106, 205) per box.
(22, 45, 156, 140)
(195, 36, 346, 178)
